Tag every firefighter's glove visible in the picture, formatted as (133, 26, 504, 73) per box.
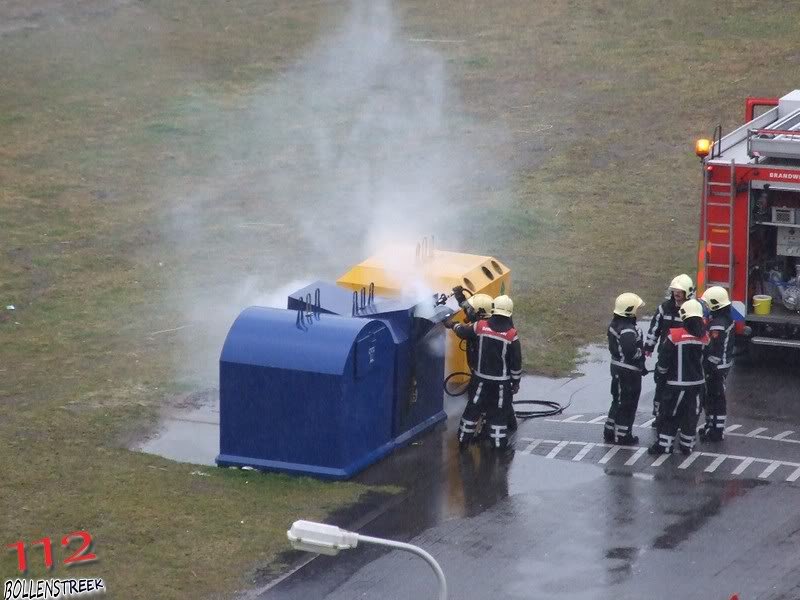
(640, 366, 650, 376)
(452, 285, 467, 305)
(511, 381, 520, 395)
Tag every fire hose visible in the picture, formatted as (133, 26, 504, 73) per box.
(439, 286, 569, 418)
(443, 370, 570, 419)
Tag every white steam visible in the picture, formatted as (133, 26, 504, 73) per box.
(161, 0, 507, 384)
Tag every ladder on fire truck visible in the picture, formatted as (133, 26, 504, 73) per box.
(703, 154, 737, 291)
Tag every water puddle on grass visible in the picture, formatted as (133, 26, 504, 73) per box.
(133, 389, 220, 466)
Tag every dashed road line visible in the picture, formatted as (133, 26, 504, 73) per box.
(745, 427, 768, 438)
(651, 454, 671, 467)
(562, 414, 586, 423)
(704, 456, 727, 473)
(519, 437, 800, 483)
(522, 439, 543, 453)
(545, 441, 570, 458)
(759, 462, 782, 479)
(624, 447, 647, 466)
(545, 415, 800, 446)
(731, 457, 754, 475)
(573, 443, 595, 462)
(678, 453, 702, 469)
(598, 446, 621, 464)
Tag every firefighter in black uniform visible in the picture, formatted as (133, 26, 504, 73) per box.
(449, 295, 522, 450)
(644, 274, 694, 426)
(699, 286, 735, 442)
(451, 286, 494, 374)
(648, 298, 709, 455)
(605, 292, 647, 445)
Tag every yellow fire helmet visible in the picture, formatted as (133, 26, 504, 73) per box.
(492, 295, 513, 317)
(613, 293, 645, 318)
(679, 298, 704, 320)
(467, 293, 494, 317)
(669, 274, 695, 299)
(701, 286, 731, 310)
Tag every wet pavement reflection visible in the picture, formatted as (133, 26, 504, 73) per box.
(131, 336, 800, 599)
(253, 342, 800, 600)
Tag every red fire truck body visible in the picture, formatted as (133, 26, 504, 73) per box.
(699, 90, 800, 352)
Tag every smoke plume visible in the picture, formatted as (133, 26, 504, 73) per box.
(161, 0, 507, 384)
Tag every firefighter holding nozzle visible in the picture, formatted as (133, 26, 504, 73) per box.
(445, 291, 522, 451)
(648, 298, 709, 455)
(605, 293, 647, 445)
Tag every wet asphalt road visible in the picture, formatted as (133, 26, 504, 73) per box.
(256, 346, 800, 600)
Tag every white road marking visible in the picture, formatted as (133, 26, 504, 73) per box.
(598, 446, 621, 464)
(521, 439, 543, 454)
(651, 454, 672, 467)
(678, 453, 702, 469)
(572, 443, 595, 462)
(731, 457, 755, 475)
(704, 456, 728, 473)
(562, 415, 586, 423)
(745, 427, 768, 438)
(759, 461, 782, 479)
(545, 441, 570, 458)
(517, 438, 800, 483)
(548, 415, 800, 446)
(624, 447, 647, 466)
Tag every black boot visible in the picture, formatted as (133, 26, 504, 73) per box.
(615, 434, 639, 446)
(604, 421, 615, 443)
(647, 443, 670, 456)
(507, 412, 518, 432)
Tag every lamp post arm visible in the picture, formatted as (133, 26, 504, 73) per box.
(355, 534, 447, 600)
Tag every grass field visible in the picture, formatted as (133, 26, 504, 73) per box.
(3, 0, 800, 597)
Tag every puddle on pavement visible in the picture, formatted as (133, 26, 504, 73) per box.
(132, 339, 654, 467)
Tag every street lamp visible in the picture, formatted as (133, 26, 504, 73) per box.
(287, 520, 448, 600)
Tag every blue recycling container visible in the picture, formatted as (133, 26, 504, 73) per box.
(362, 299, 447, 443)
(288, 282, 448, 444)
(216, 306, 396, 479)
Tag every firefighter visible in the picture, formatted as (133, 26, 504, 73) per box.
(452, 286, 493, 325)
(699, 286, 735, 442)
(604, 292, 647, 445)
(648, 299, 709, 455)
(644, 274, 695, 426)
(449, 294, 522, 450)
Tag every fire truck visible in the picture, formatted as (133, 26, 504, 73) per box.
(697, 90, 800, 355)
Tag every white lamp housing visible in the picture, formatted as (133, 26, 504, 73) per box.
(287, 520, 359, 556)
